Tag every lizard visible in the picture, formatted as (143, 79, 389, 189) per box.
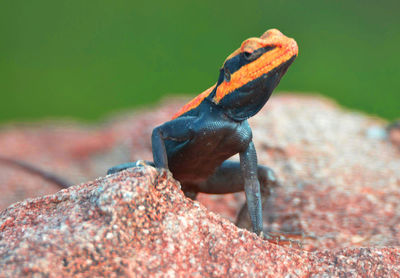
(107, 29, 298, 237)
(0, 29, 297, 237)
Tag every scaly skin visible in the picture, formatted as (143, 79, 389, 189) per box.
(109, 29, 298, 236)
(0, 29, 298, 237)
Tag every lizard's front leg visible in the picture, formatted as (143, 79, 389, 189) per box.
(151, 116, 195, 169)
(240, 141, 263, 235)
(107, 117, 195, 174)
(107, 160, 155, 175)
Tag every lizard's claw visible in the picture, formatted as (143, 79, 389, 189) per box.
(260, 231, 307, 249)
(107, 160, 155, 175)
(135, 160, 149, 167)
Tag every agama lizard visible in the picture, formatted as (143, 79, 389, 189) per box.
(108, 29, 298, 236)
(0, 29, 297, 237)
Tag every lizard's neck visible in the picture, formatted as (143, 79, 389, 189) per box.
(202, 96, 243, 123)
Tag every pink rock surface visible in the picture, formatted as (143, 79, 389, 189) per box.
(1, 167, 399, 277)
(0, 167, 309, 276)
(0, 94, 400, 276)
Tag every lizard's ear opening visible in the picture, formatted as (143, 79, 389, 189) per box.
(223, 67, 231, 82)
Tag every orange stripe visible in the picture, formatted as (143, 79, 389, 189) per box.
(171, 85, 215, 119)
(172, 29, 298, 118)
(213, 47, 295, 103)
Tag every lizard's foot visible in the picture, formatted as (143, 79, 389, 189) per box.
(261, 230, 317, 248)
(107, 160, 155, 175)
(262, 231, 301, 247)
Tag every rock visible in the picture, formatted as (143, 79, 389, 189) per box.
(0, 94, 400, 276)
(0, 100, 184, 210)
(0, 167, 306, 276)
(1, 166, 399, 276)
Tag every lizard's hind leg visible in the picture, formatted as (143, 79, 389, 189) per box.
(181, 160, 279, 230)
(107, 160, 155, 175)
(235, 164, 279, 231)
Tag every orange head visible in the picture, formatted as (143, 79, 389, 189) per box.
(172, 29, 298, 120)
(212, 28, 298, 120)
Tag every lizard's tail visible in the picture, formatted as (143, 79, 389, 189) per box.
(0, 156, 71, 189)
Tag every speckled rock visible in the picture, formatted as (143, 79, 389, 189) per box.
(1, 166, 399, 277)
(1, 94, 400, 276)
(0, 167, 309, 276)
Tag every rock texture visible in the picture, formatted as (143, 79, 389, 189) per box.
(0, 94, 400, 276)
(0, 167, 310, 276)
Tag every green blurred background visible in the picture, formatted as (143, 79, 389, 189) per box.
(1, 0, 399, 123)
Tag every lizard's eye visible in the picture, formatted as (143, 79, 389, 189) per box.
(224, 67, 231, 82)
(243, 51, 252, 60)
(243, 46, 274, 61)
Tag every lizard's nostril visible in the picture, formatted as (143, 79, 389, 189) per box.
(290, 40, 299, 56)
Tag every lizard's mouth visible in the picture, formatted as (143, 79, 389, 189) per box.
(254, 41, 298, 80)
(274, 54, 296, 79)
(258, 54, 297, 96)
